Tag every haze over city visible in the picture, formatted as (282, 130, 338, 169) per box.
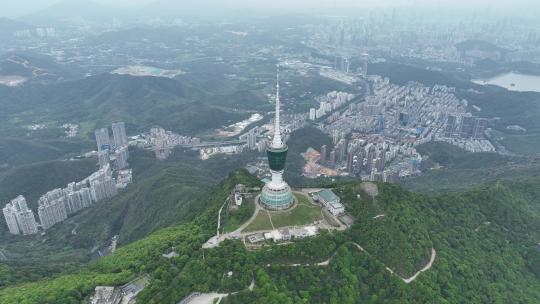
(2, 0, 540, 18)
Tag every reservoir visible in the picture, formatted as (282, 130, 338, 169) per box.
(473, 72, 540, 92)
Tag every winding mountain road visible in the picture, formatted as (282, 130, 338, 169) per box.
(268, 243, 436, 284)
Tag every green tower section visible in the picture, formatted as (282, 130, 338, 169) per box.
(267, 145, 288, 171)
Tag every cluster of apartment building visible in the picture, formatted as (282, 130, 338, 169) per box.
(134, 127, 201, 160)
(2, 122, 133, 236)
(199, 145, 245, 160)
(316, 133, 422, 182)
(309, 91, 356, 121)
(434, 114, 495, 152)
(13, 27, 57, 38)
(307, 76, 497, 180)
(95, 122, 131, 169)
(3, 163, 120, 235)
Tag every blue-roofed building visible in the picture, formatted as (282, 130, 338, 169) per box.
(316, 189, 340, 204)
(313, 189, 345, 216)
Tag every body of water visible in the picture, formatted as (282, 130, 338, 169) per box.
(473, 72, 540, 92)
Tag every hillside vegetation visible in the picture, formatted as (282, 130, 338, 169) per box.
(402, 142, 540, 192)
(0, 73, 246, 137)
(0, 158, 96, 210)
(0, 138, 91, 167)
(1, 170, 539, 303)
(0, 148, 257, 287)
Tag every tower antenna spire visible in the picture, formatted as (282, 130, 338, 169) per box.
(272, 66, 283, 148)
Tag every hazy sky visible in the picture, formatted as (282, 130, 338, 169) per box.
(1, 0, 153, 17)
(2, 0, 539, 18)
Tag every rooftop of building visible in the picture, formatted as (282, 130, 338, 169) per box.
(317, 189, 340, 203)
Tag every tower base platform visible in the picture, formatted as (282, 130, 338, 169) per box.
(259, 183, 294, 211)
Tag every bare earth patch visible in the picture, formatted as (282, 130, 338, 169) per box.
(361, 182, 379, 198)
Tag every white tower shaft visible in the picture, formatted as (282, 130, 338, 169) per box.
(272, 69, 283, 148)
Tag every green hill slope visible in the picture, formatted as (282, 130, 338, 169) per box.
(0, 73, 246, 138)
(402, 142, 540, 192)
(0, 148, 258, 288)
(0, 158, 96, 209)
(1, 171, 539, 303)
(0, 138, 91, 167)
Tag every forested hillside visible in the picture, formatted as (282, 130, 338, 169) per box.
(402, 142, 540, 192)
(1, 170, 539, 303)
(0, 73, 247, 138)
(0, 148, 257, 288)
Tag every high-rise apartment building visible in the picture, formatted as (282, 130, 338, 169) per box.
(460, 116, 475, 139)
(115, 146, 129, 170)
(309, 108, 316, 121)
(247, 128, 257, 150)
(2, 196, 38, 235)
(3, 204, 20, 235)
(89, 164, 117, 202)
(95, 128, 111, 151)
(98, 150, 110, 169)
(38, 197, 68, 230)
(112, 122, 128, 148)
(473, 118, 488, 139)
(320, 145, 327, 165)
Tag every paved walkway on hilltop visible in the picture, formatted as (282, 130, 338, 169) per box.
(203, 197, 262, 248)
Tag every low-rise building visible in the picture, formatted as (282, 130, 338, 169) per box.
(290, 226, 318, 239)
(247, 233, 265, 243)
(264, 230, 283, 242)
(313, 189, 345, 216)
(280, 228, 292, 241)
(327, 202, 345, 216)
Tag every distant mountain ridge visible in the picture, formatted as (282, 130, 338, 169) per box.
(0, 18, 30, 36)
(20, 0, 233, 25)
(20, 0, 127, 25)
(0, 72, 245, 136)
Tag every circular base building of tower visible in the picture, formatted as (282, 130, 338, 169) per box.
(259, 184, 295, 211)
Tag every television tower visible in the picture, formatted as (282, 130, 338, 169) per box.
(259, 67, 294, 210)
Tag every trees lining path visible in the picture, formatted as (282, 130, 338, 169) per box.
(267, 242, 436, 284)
